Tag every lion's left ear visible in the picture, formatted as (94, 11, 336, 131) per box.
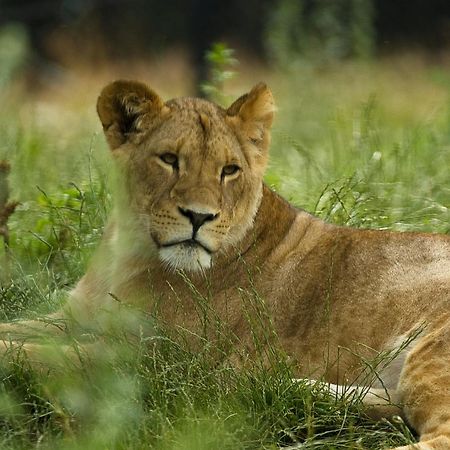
(97, 80, 167, 150)
(226, 83, 275, 148)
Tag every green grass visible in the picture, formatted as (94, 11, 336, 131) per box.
(0, 55, 449, 449)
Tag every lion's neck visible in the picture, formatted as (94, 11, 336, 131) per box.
(216, 184, 300, 267)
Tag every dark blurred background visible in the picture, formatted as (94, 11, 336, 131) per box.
(0, 0, 449, 91)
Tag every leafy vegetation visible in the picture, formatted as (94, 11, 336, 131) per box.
(201, 42, 239, 105)
(0, 52, 449, 449)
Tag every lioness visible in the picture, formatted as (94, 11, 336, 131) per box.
(2, 80, 450, 450)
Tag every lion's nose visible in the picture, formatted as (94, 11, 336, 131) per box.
(178, 207, 217, 234)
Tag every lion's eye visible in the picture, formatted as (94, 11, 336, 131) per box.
(160, 153, 178, 169)
(221, 164, 240, 178)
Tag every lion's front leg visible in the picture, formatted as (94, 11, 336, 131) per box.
(0, 311, 69, 341)
(0, 310, 87, 370)
(0, 339, 77, 369)
(0, 336, 116, 373)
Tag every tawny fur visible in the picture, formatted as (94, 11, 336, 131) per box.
(2, 80, 450, 450)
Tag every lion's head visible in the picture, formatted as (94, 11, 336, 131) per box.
(97, 80, 274, 272)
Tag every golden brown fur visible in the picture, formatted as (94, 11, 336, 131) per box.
(3, 80, 450, 449)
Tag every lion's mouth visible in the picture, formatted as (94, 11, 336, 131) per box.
(160, 238, 212, 254)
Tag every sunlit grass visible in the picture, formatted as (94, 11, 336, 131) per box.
(0, 54, 449, 448)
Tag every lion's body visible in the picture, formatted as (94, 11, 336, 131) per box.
(3, 81, 450, 449)
(71, 184, 450, 379)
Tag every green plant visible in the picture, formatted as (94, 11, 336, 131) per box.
(8, 181, 108, 286)
(200, 42, 238, 106)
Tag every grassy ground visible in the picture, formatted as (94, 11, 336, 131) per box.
(0, 54, 449, 449)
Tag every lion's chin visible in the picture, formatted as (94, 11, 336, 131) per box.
(158, 242, 212, 272)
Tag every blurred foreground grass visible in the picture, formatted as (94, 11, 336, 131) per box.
(0, 55, 449, 449)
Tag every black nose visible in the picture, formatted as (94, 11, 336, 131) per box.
(178, 207, 216, 234)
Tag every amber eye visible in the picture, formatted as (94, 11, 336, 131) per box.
(221, 164, 240, 179)
(159, 153, 178, 169)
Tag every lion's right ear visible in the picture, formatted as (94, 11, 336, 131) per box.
(97, 80, 167, 150)
(226, 83, 275, 152)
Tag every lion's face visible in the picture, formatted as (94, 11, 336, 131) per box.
(97, 81, 274, 272)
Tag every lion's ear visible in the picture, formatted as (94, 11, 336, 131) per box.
(97, 80, 166, 150)
(226, 83, 275, 147)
